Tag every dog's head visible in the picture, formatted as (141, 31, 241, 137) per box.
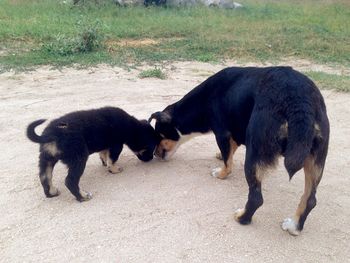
(148, 111, 182, 161)
(130, 120, 162, 162)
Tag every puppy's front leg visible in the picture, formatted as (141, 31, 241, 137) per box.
(99, 150, 108, 166)
(107, 144, 123, 174)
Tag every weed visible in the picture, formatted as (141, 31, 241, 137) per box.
(138, 68, 167, 79)
(42, 23, 103, 56)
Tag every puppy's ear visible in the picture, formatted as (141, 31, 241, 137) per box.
(148, 111, 172, 123)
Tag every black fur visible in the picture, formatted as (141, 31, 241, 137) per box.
(27, 106, 161, 202)
(150, 66, 330, 233)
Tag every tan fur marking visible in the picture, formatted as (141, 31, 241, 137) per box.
(314, 123, 322, 138)
(43, 142, 60, 156)
(216, 139, 238, 179)
(161, 139, 177, 151)
(294, 156, 321, 221)
(99, 150, 108, 165)
(278, 122, 288, 139)
(41, 163, 58, 195)
(255, 165, 268, 182)
(155, 139, 177, 157)
(106, 153, 123, 174)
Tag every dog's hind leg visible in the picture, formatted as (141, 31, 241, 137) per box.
(234, 112, 281, 224)
(64, 155, 91, 202)
(234, 149, 265, 225)
(39, 152, 59, 198)
(282, 117, 329, 236)
(212, 134, 238, 179)
(107, 144, 123, 174)
(282, 155, 325, 236)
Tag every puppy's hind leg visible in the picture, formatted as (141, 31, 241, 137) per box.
(64, 155, 91, 202)
(39, 152, 59, 198)
(107, 144, 123, 174)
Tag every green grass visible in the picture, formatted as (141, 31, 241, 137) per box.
(304, 71, 350, 92)
(0, 0, 349, 72)
(138, 68, 167, 79)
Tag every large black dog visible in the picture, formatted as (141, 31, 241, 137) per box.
(149, 66, 329, 235)
(27, 107, 161, 202)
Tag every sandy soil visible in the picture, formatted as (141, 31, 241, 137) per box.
(0, 62, 350, 262)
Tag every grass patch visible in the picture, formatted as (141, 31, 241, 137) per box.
(138, 68, 167, 79)
(0, 0, 349, 71)
(42, 24, 103, 56)
(305, 71, 350, 92)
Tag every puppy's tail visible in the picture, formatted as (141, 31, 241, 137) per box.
(284, 104, 315, 180)
(26, 119, 54, 144)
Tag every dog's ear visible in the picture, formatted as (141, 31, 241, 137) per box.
(148, 111, 172, 123)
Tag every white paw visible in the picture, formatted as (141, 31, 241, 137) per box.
(281, 218, 300, 236)
(108, 165, 123, 174)
(79, 190, 93, 201)
(211, 167, 222, 177)
(234, 208, 245, 222)
(49, 187, 60, 196)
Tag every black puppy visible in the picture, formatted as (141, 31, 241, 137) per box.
(27, 106, 161, 202)
(149, 66, 329, 235)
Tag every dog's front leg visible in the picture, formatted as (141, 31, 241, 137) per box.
(211, 134, 238, 179)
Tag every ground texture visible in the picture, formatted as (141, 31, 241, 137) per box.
(0, 62, 349, 262)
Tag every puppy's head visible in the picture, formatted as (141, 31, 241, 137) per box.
(131, 120, 162, 162)
(148, 111, 181, 161)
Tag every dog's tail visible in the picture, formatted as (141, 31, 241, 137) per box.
(26, 119, 54, 144)
(284, 103, 315, 180)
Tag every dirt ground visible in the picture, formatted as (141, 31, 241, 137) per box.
(0, 61, 349, 262)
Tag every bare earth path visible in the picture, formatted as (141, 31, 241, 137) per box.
(0, 62, 349, 262)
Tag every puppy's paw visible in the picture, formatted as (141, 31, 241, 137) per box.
(211, 167, 228, 179)
(216, 152, 223, 160)
(281, 218, 300, 236)
(78, 190, 93, 202)
(108, 165, 123, 174)
(49, 187, 60, 197)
